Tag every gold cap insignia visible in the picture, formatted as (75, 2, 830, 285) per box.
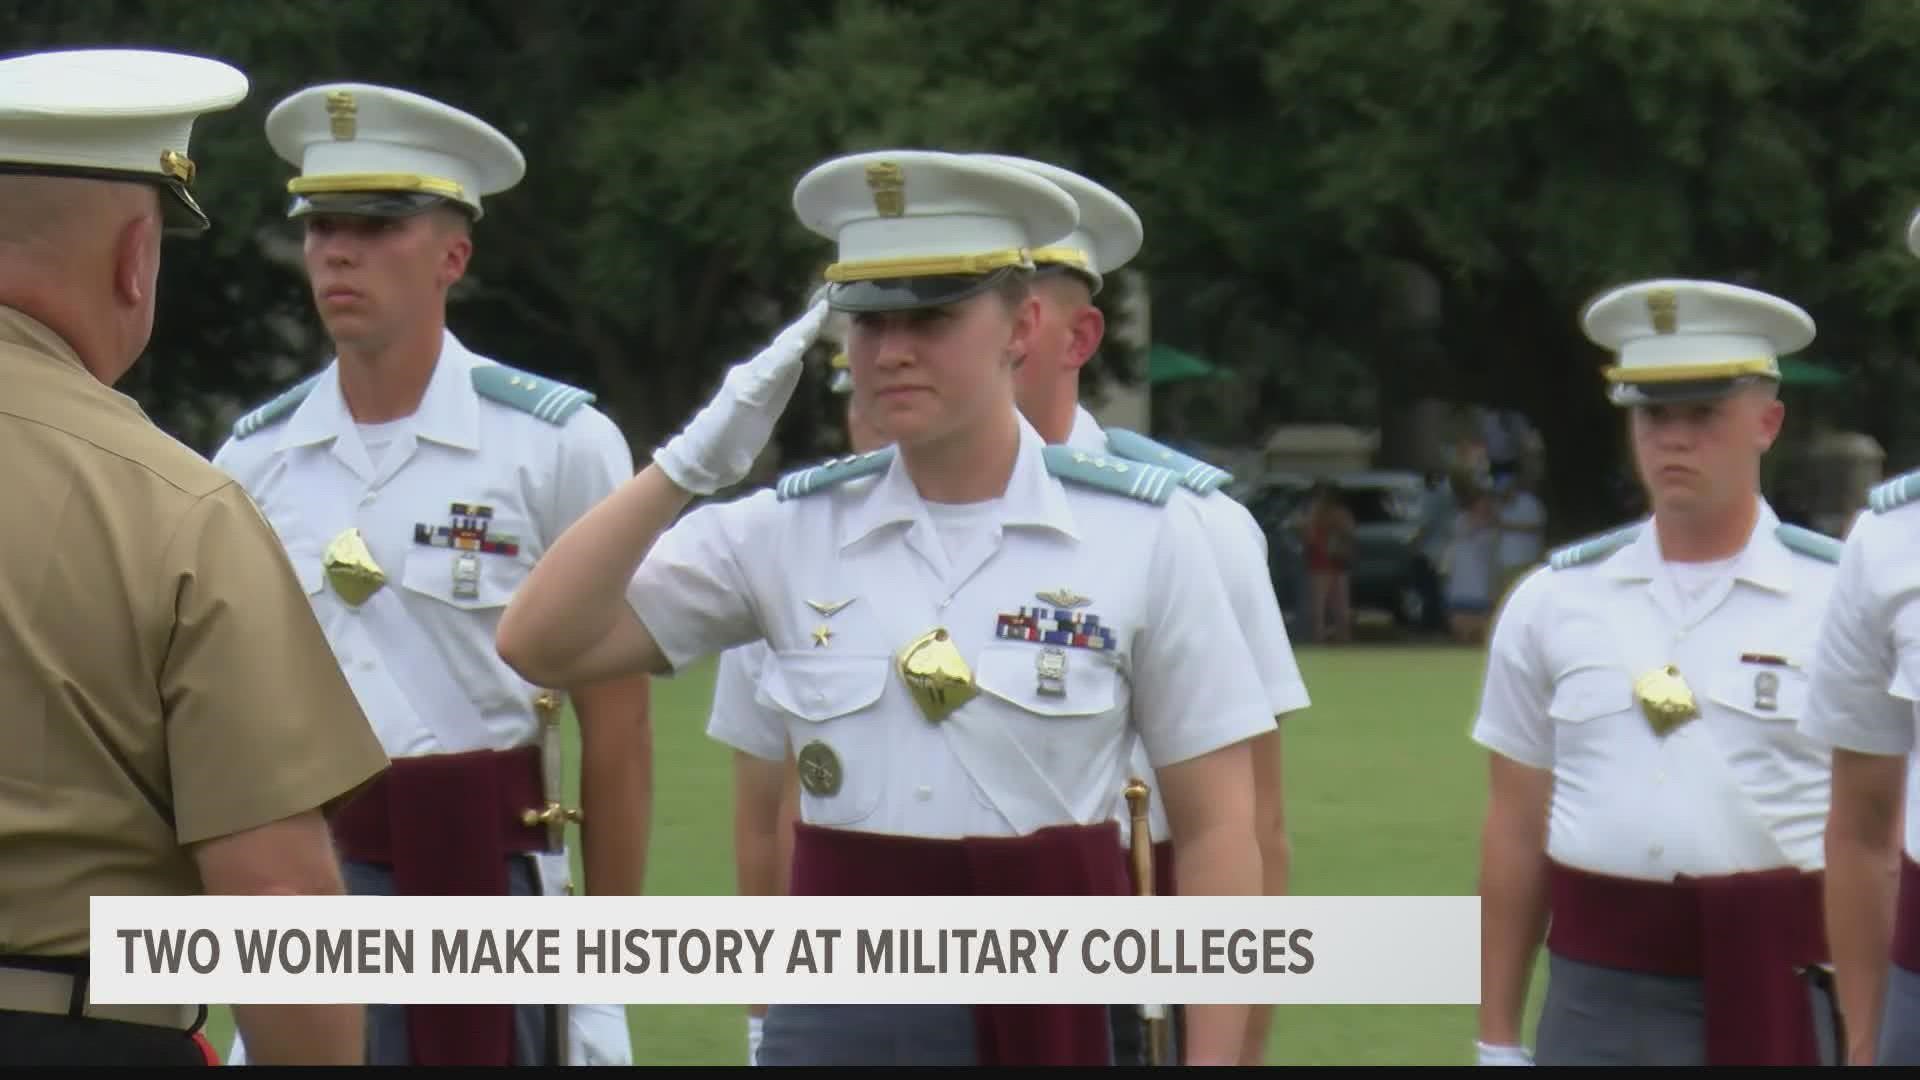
(1646, 288, 1678, 335)
(797, 740, 843, 797)
(323, 527, 386, 606)
(326, 90, 358, 140)
(897, 627, 976, 722)
(159, 149, 195, 185)
(866, 161, 905, 218)
(1634, 664, 1698, 736)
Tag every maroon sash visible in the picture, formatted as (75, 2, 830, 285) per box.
(1545, 860, 1828, 1065)
(1890, 856, 1920, 973)
(789, 821, 1133, 1066)
(328, 745, 548, 1066)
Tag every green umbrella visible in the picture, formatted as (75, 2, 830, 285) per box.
(1777, 356, 1847, 387)
(1147, 343, 1230, 384)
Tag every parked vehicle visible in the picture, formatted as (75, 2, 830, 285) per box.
(1227, 469, 1448, 633)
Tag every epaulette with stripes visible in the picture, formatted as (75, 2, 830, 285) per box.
(1042, 445, 1180, 505)
(776, 448, 896, 500)
(1103, 428, 1233, 494)
(471, 364, 597, 425)
(1775, 523, 1842, 564)
(230, 373, 321, 439)
(1868, 468, 1920, 515)
(1547, 522, 1641, 571)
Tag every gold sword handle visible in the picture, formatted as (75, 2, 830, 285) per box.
(1124, 777, 1172, 1066)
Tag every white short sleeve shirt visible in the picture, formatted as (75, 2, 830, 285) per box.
(1470, 502, 1839, 879)
(630, 415, 1274, 841)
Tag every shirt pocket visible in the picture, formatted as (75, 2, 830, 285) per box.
(973, 642, 1121, 720)
(1708, 661, 1808, 724)
(398, 530, 532, 612)
(1547, 665, 1636, 726)
(757, 652, 889, 826)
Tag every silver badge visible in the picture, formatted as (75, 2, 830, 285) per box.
(452, 551, 481, 600)
(1754, 670, 1779, 713)
(1036, 647, 1067, 697)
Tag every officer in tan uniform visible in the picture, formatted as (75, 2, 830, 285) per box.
(0, 48, 390, 1066)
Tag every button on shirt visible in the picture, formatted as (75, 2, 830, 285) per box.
(1067, 407, 1309, 844)
(1798, 501, 1920, 861)
(211, 331, 635, 759)
(647, 415, 1273, 841)
(1470, 501, 1838, 879)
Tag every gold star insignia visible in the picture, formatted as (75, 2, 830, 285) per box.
(812, 623, 834, 648)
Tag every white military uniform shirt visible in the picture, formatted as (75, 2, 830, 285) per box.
(211, 329, 636, 1065)
(1066, 406, 1310, 844)
(1471, 500, 1839, 880)
(651, 415, 1273, 841)
(1799, 487, 1920, 863)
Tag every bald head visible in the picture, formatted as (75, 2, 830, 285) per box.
(0, 175, 165, 385)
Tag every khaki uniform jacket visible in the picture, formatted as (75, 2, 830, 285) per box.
(0, 306, 389, 957)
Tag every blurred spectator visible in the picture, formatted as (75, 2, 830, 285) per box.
(1303, 481, 1356, 643)
(1495, 474, 1547, 598)
(1447, 486, 1500, 644)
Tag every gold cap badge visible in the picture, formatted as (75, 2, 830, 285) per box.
(323, 527, 386, 606)
(326, 90, 357, 140)
(1634, 664, 1698, 736)
(865, 161, 905, 218)
(1646, 288, 1678, 335)
(897, 627, 976, 722)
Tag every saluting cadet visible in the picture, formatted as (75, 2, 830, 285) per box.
(499, 149, 1272, 1066)
(977, 152, 1312, 1066)
(710, 349, 881, 1066)
(210, 82, 646, 1068)
(1470, 279, 1843, 1066)
(1795, 209, 1920, 1067)
(0, 49, 389, 1066)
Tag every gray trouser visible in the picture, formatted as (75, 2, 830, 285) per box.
(344, 858, 551, 1066)
(1878, 961, 1920, 1064)
(757, 1004, 980, 1065)
(1534, 952, 1839, 1066)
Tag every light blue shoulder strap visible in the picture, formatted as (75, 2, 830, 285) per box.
(471, 363, 597, 425)
(1774, 523, 1842, 564)
(1869, 469, 1920, 515)
(1103, 428, 1234, 494)
(230, 373, 321, 439)
(1547, 522, 1641, 571)
(1041, 445, 1180, 505)
(776, 448, 896, 500)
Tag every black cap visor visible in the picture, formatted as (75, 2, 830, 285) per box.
(826, 267, 1020, 314)
(288, 190, 463, 220)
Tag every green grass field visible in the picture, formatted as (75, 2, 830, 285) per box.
(202, 642, 1547, 1065)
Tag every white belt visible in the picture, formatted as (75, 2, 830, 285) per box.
(0, 965, 198, 1030)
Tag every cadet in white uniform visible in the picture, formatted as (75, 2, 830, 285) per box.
(969, 152, 1310, 1066)
(211, 83, 645, 1068)
(1794, 215, 1920, 1065)
(499, 150, 1271, 1066)
(1470, 279, 1842, 1067)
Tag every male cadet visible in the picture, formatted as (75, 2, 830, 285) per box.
(975, 153, 1312, 1067)
(0, 49, 389, 1066)
(1471, 278, 1843, 1066)
(210, 83, 647, 1067)
(708, 345, 887, 1065)
(1793, 208, 1920, 1066)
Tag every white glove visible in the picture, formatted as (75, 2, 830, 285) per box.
(1476, 1041, 1532, 1066)
(747, 1013, 765, 1065)
(653, 300, 832, 495)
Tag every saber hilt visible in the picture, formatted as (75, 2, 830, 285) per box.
(1125, 777, 1172, 1066)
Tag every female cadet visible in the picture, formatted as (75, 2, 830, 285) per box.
(496, 150, 1272, 1066)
